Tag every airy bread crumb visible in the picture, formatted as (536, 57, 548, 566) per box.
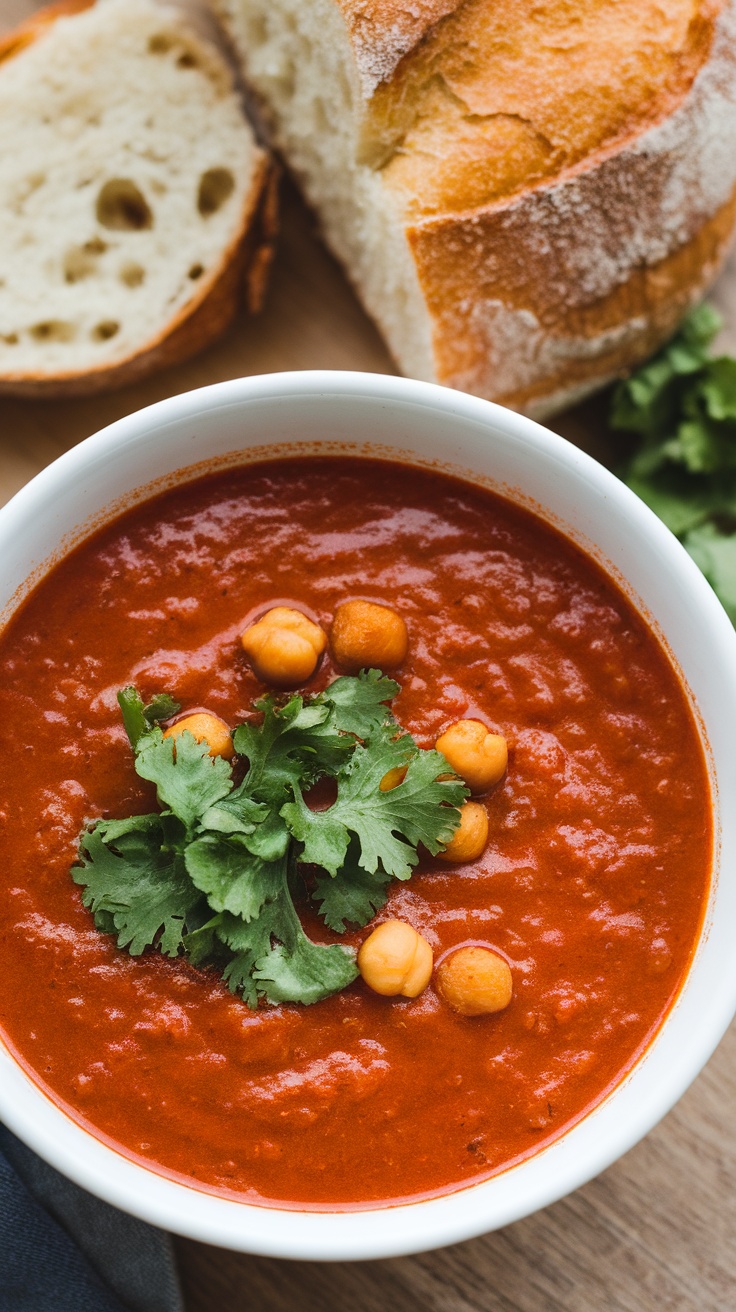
(0, 0, 270, 394)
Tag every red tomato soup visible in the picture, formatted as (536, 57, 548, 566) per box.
(0, 457, 711, 1208)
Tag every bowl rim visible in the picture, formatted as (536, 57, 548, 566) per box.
(1, 368, 736, 1261)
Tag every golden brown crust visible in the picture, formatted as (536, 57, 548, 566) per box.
(374, 0, 725, 215)
(243, 163, 279, 316)
(407, 180, 736, 416)
(503, 187, 736, 414)
(334, 0, 462, 92)
(0, 0, 276, 398)
(395, 0, 736, 412)
(217, 0, 736, 414)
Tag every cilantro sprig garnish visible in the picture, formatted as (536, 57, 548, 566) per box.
(611, 304, 736, 622)
(73, 673, 468, 1007)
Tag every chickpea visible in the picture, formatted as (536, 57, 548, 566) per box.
(163, 712, 234, 760)
(435, 719, 507, 793)
(241, 606, 326, 688)
(436, 945, 512, 1017)
(379, 765, 407, 792)
(331, 600, 408, 672)
(358, 920, 433, 998)
(437, 801, 489, 863)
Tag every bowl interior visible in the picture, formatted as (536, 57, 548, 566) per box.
(1, 371, 735, 1259)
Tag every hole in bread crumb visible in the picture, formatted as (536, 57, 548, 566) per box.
(31, 321, 75, 343)
(97, 179, 152, 231)
(148, 33, 173, 54)
(197, 169, 234, 217)
(1, 333, 18, 345)
(92, 321, 120, 341)
(120, 262, 145, 288)
(245, 15, 268, 44)
(64, 237, 108, 283)
(188, 264, 204, 280)
(64, 249, 94, 283)
(177, 51, 198, 68)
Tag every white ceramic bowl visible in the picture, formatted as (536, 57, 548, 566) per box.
(1, 371, 736, 1260)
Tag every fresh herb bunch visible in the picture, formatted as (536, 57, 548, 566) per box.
(74, 673, 468, 1007)
(611, 303, 736, 623)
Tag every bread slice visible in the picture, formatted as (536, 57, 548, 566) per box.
(0, 0, 274, 396)
(217, 0, 736, 416)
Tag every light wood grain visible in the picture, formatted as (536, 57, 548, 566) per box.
(2, 4, 736, 1308)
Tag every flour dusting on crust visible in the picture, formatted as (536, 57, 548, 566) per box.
(411, 0, 736, 408)
(219, 0, 736, 415)
(337, 0, 462, 96)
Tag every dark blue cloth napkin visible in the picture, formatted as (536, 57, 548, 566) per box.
(0, 1126, 184, 1312)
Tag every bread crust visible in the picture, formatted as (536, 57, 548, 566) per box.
(498, 186, 736, 417)
(220, 0, 736, 416)
(403, 0, 736, 413)
(0, 0, 275, 398)
(333, 0, 462, 95)
(0, 0, 95, 65)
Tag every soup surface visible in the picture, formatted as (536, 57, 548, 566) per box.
(0, 457, 711, 1207)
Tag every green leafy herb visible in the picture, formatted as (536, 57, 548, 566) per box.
(74, 672, 468, 1007)
(611, 304, 736, 622)
(312, 838, 392, 933)
(79, 815, 199, 958)
(117, 686, 181, 750)
(283, 737, 464, 880)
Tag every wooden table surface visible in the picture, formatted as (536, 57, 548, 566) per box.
(2, 3, 736, 1307)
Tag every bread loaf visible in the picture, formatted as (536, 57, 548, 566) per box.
(0, 0, 274, 396)
(217, 0, 736, 416)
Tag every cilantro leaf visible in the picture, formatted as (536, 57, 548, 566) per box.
(611, 302, 720, 439)
(184, 836, 281, 920)
(75, 673, 470, 1009)
(215, 879, 358, 1007)
(76, 816, 201, 957)
(284, 742, 467, 881)
(117, 687, 148, 749)
(233, 694, 351, 803)
(214, 907, 279, 1006)
(144, 692, 181, 725)
(250, 865, 358, 1005)
(702, 356, 736, 422)
(237, 808, 291, 861)
(682, 522, 736, 624)
(135, 728, 233, 831)
(199, 791, 269, 837)
(313, 838, 391, 931)
(117, 687, 181, 748)
(317, 668, 400, 739)
(254, 933, 358, 1006)
(182, 911, 231, 969)
(624, 468, 716, 537)
(612, 306, 736, 623)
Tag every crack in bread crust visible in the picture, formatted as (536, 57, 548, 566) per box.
(219, 0, 736, 413)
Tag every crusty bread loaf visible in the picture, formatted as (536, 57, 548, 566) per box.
(0, 0, 274, 396)
(217, 0, 736, 416)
